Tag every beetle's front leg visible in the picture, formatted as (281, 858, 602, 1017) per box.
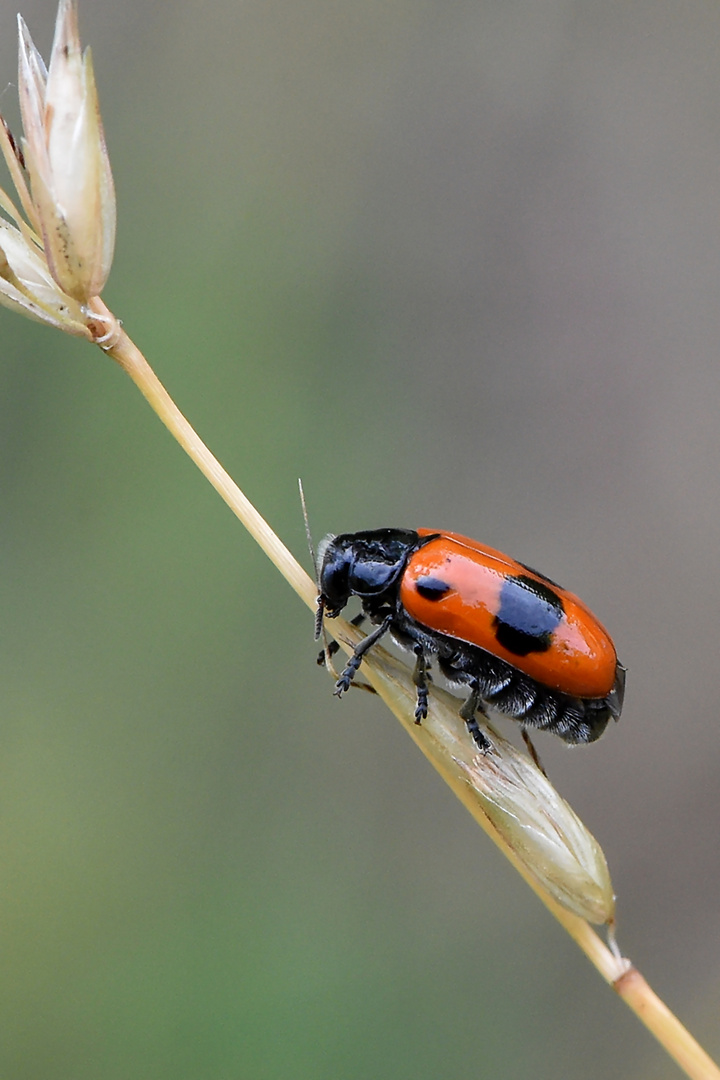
(334, 613, 394, 697)
(317, 612, 366, 668)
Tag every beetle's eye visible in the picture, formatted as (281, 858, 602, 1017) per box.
(319, 550, 351, 611)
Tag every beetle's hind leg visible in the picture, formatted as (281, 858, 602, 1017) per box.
(459, 682, 493, 754)
(521, 728, 547, 776)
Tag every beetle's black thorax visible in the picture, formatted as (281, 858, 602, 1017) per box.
(318, 528, 428, 618)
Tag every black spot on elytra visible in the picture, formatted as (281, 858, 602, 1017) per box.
(415, 576, 451, 600)
(493, 573, 564, 656)
(518, 561, 562, 589)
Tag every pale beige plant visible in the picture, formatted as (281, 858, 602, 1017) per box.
(0, 0, 114, 335)
(17, 0, 115, 300)
(0, 5, 717, 1079)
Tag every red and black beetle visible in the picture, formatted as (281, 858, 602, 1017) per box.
(316, 528, 625, 752)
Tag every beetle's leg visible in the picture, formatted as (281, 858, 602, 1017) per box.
(412, 645, 432, 725)
(459, 683, 493, 754)
(317, 613, 366, 667)
(334, 613, 393, 697)
(521, 728, 547, 776)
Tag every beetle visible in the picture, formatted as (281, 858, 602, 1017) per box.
(316, 528, 625, 752)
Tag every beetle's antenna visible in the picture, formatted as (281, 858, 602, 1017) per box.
(298, 478, 326, 640)
(298, 478, 316, 574)
(314, 598, 326, 640)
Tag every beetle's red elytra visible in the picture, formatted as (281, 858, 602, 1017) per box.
(316, 528, 625, 753)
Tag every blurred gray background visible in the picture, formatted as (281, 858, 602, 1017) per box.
(0, 0, 718, 1076)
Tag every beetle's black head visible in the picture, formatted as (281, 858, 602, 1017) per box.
(316, 528, 420, 619)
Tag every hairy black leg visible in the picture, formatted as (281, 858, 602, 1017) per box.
(459, 683, 493, 754)
(412, 645, 431, 725)
(334, 614, 393, 697)
(317, 613, 366, 667)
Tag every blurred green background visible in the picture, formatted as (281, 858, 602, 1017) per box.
(0, 0, 718, 1076)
